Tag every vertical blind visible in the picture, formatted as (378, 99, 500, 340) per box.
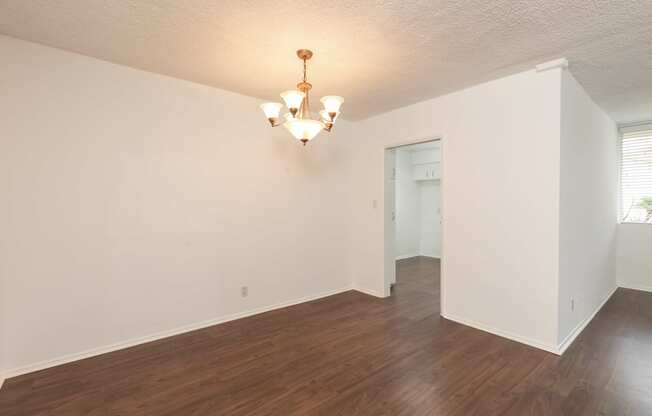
(621, 128, 652, 223)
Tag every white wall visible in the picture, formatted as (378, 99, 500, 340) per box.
(617, 224, 652, 292)
(394, 149, 420, 258)
(0, 35, 355, 377)
(0, 203, 6, 387)
(351, 67, 563, 350)
(394, 147, 441, 260)
(558, 71, 618, 348)
(0, 155, 7, 383)
(413, 148, 441, 258)
(419, 181, 441, 258)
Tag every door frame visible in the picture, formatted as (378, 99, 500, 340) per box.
(383, 136, 445, 312)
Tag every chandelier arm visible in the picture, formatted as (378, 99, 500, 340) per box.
(322, 121, 334, 132)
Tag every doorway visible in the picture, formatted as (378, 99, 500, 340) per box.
(384, 139, 442, 300)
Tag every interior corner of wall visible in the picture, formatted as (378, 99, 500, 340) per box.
(352, 280, 387, 298)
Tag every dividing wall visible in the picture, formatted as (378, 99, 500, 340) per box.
(351, 66, 564, 350)
(351, 63, 619, 353)
(558, 70, 618, 350)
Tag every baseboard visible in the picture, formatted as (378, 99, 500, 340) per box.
(419, 254, 440, 259)
(556, 286, 617, 355)
(2, 285, 353, 380)
(617, 282, 652, 293)
(441, 312, 558, 354)
(353, 286, 386, 298)
(395, 253, 419, 260)
(0, 376, 4, 391)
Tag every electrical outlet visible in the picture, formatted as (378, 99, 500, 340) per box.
(241, 286, 248, 298)
(571, 298, 575, 311)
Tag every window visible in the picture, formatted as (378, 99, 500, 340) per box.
(621, 126, 652, 223)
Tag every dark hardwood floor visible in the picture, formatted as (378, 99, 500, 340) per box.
(2, 256, 652, 415)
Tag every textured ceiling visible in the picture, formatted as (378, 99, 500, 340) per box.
(1, 0, 651, 122)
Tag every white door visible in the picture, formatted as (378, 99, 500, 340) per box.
(384, 149, 396, 289)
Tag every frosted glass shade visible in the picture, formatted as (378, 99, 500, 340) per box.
(280, 90, 305, 111)
(283, 118, 323, 142)
(320, 96, 344, 113)
(320, 110, 339, 122)
(260, 102, 282, 119)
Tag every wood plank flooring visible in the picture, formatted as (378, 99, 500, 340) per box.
(1, 256, 652, 415)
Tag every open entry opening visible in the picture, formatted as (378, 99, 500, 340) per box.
(384, 139, 442, 303)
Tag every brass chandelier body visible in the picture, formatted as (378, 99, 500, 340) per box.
(260, 49, 344, 145)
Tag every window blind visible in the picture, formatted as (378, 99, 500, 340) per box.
(621, 128, 652, 223)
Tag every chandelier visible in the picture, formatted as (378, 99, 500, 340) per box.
(260, 49, 344, 145)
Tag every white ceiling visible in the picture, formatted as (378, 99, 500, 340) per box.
(1, 1, 651, 122)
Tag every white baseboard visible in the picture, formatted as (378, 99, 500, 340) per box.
(353, 286, 386, 298)
(1, 283, 630, 383)
(443, 286, 619, 356)
(556, 286, 617, 355)
(419, 254, 441, 259)
(2, 285, 353, 380)
(441, 312, 559, 354)
(395, 253, 419, 260)
(617, 282, 652, 293)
